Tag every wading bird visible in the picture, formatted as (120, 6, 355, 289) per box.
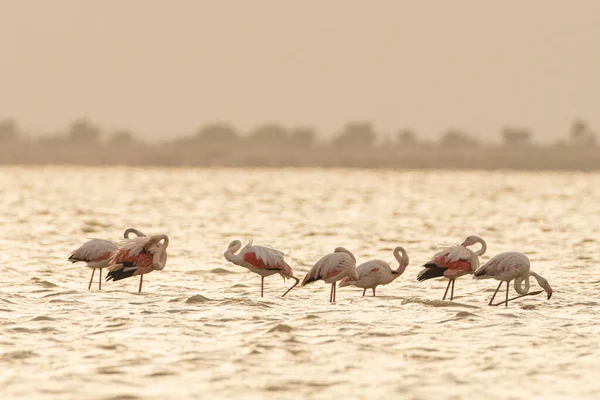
(338, 246, 409, 296)
(68, 228, 146, 290)
(106, 234, 169, 293)
(473, 251, 552, 306)
(224, 240, 299, 297)
(302, 247, 358, 303)
(417, 235, 486, 301)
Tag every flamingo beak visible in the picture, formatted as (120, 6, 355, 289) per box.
(460, 241, 468, 247)
(544, 283, 553, 300)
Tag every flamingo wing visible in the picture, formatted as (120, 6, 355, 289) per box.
(69, 239, 117, 263)
(474, 252, 529, 281)
(106, 236, 156, 282)
(106, 249, 154, 281)
(432, 245, 474, 271)
(417, 245, 475, 282)
(356, 260, 389, 278)
(116, 236, 152, 257)
(339, 260, 387, 287)
(243, 245, 294, 278)
(302, 253, 354, 285)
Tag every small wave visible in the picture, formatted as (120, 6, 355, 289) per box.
(367, 331, 394, 337)
(570, 301, 598, 306)
(210, 268, 233, 274)
(96, 367, 124, 375)
(10, 327, 33, 333)
(166, 308, 192, 314)
(401, 296, 479, 309)
(220, 298, 273, 308)
(99, 344, 127, 351)
(106, 322, 129, 328)
(30, 278, 59, 288)
(147, 371, 175, 377)
(264, 385, 289, 392)
(102, 395, 140, 400)
(520, 304, 538, 310)
(578, 238, 596, 244)
(43, 290, 79, 298)
(455, 311, 478, 318)
(267, 323, 293, 333)
(49, 299, 82, 304)
(1, 350, 38, 360)
(31, 316, 55, 322)
(185, 294, 213, 304)
(83, 219, 112, 228)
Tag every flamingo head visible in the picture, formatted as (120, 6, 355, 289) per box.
(531, 272, 552, 300)
(227, 240, 242, 254)
(542, 281, 553, 300)
(460, 235, 480, 247)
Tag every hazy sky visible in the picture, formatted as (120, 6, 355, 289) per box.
(1, 0, 599, 142)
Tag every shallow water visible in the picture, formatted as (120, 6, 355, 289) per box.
(1, 166, 599, 400)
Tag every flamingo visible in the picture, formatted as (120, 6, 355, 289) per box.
(417, 235, 486, 301)
(338, 246, 409, 296)
(68, 228, 146, 290)
(301, 247, 358, 303)
(224, 240, 299, 297)
(473, 252, 552, 307)
(106, 234, 169, 293)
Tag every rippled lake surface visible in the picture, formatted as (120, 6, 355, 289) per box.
(1, 166, 599, 400)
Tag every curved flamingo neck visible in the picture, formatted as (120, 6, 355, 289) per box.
(514, 272, 531, 295)
(124, 228, 146, 239)
(473, 237, 487, 257)
(530, 271, 549, 290)
(335, 247, 356, 262)
(152, 235, 169, 270)
(392, 247, 409, 275)
(224, 242, 243, 264)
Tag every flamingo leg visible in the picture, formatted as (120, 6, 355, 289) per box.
(138, 274, 144, 293)
(329, 283, 335, 303)
(450, 280, 455, 300)
(492, 290, 544, 306)
(88, 268, 96, 290)
(99, 268, 102, 291)
(372, 288, 376, 297)
(333, 283, 337, 303)
(362, 288, 366, 297)
(505, 280, 509, 307)
(442, 280, 452, 300)
(261, 276, 265, 297)
(281, 277, 299, 297)
(488, 281, 503, 305)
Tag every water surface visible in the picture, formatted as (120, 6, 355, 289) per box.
(1, 167, 598, 399)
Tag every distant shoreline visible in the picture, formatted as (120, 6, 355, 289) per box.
(2, 142, 600, 171)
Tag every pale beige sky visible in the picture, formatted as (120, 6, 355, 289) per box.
(1, 0, 599, 142)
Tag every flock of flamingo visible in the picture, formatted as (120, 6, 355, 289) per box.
(68, 230, 553, 307)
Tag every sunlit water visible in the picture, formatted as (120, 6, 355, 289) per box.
(1, 166, 599, 400)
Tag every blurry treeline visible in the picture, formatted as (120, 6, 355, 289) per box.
(1, 117, 599, 170)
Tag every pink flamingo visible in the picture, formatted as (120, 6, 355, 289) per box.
(302, 247, 358, 303)
(68, 228, 146, 290)
(417, 235, 486, 300)
(338, 246, 409, 296)
(106, 234, 169, 293)
(224, 240, 299, 297)
(473, 252, 553, 306)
